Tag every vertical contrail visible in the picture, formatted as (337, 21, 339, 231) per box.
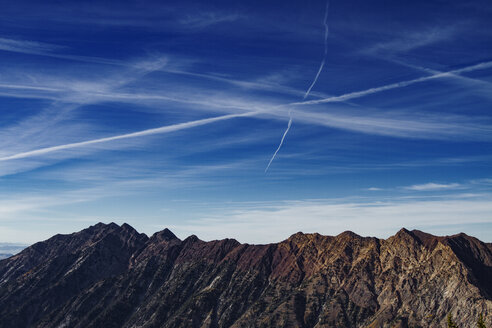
(265, 0, 330, 172)
(264, 114, 292, 172)
(304, 0, 330, 100)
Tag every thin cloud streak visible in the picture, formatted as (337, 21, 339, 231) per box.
(0, 37, 315, 99)
(1, 50, 491, 174)
(179, 12, 240, 28)
(0, 37, 63, 54)
(0, 112, 257, 162)
(0, 37, 170, 68)
(163, 68, 315, 98)
(363, 27, 457, 55)
(289, 109, 492, 140)
(404, 182, 462, 191)
(0, 83, 63, 92)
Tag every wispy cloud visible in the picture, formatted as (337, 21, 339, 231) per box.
(1, 75, 491, 174)
(0, 52, 318, 102)
(162, 68, 316, 98)
(0, 43, 490, 179)
(179, 12, 241, 28)
(288, 108, 492, 141)
(364, 26, 458, 55)
(0, 56, 171, 165)
(0, 37, 63, 54)
(352, 23, 492, 99)
(404, 182, 462, 191)
(0, 37, 128, 66)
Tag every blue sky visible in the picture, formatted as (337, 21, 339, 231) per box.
(1, 0, 492, 243)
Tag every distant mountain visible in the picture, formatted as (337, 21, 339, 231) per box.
(0, 243, 27, 260)
(0, 242, 27, 256)
(0, 223, 490, 328)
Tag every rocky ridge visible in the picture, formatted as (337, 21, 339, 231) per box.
(0, 223, 490, 328)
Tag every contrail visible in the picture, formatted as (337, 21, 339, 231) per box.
(388, 58, 492, 92)
(5, 59, 489, 165)
(264, 116, 292, 172)
(291, 61, 492, 106)
(304, 0, 330, 99)
(0, 112, 256, 162)
(266, 0, 330, 172)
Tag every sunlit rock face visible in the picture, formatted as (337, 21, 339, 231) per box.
(0, 223, 490, 328)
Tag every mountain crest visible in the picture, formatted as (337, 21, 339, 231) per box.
(0, 224, 490, 328)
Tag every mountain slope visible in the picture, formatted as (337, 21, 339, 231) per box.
(0, 223, 490, 328)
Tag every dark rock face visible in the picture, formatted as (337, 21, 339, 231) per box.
(0, 224, 490, 328)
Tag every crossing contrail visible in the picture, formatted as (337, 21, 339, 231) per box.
(290, 61, 492, 106)
(0, 112, 257, 162)
(388, 58, 492, 92)
(265, 0, 330, 172)
(5, 57, 490, 164)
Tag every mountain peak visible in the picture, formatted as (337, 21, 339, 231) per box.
(150, 228, 179, 242)
(120, 222, 133, 230)
(286, 231, 307, 241)
(394, 227, 415, 239)
(184, 234, 200, 243)
(397, 227, 411, 234)
(86, 221, 119, 233)
(336, 230, 362, 240)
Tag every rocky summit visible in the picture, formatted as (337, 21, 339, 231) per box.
(0, 223, 490, 328)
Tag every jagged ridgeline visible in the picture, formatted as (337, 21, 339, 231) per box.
(0, 223, 490, 328)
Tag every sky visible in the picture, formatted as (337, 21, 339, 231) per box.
(1, 0, 492, 244)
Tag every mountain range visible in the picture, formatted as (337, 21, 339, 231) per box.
(0, 223, 490, 327)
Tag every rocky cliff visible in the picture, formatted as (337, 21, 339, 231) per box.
(0, 223, 490, 328)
